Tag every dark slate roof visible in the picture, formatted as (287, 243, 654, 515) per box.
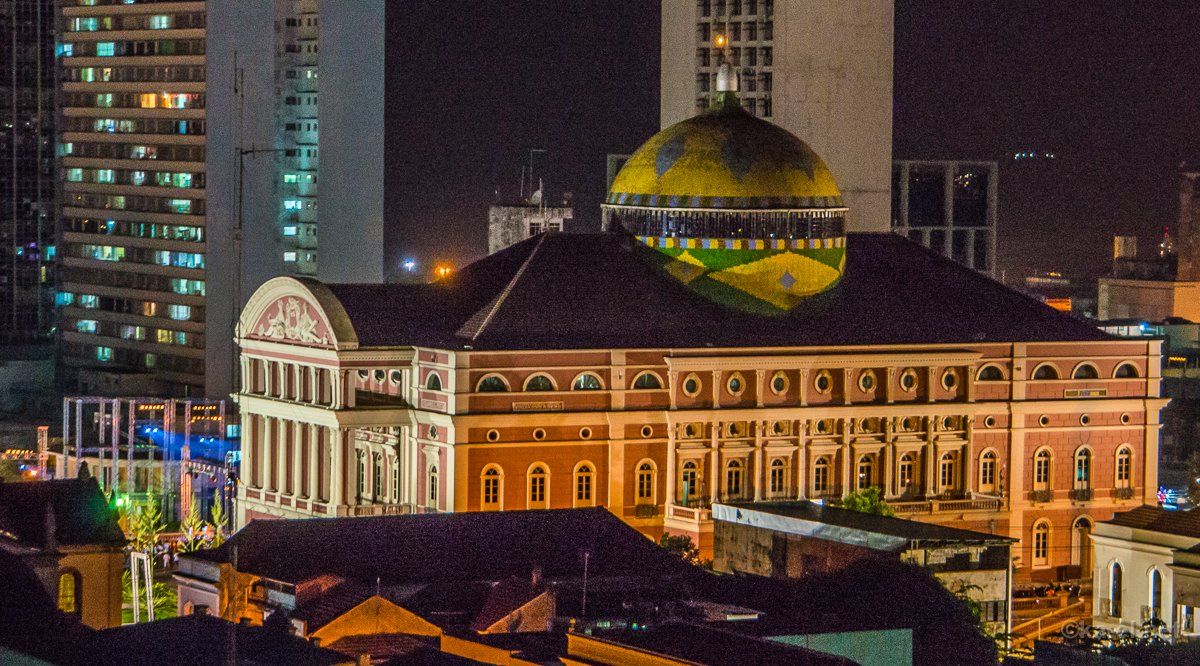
(93, 615, 350, 666)
(1102, 505, 1200, 539)
(325, 633, 472, 665)
(592, 621, 856, 665)
(188, 508, 694, 585)
(326, 232, 1109, 351)
(0, 478, 124, 550)
(719, 501, 1015, 547)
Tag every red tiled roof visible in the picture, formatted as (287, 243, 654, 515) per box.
(1103, 505, 1200, 538)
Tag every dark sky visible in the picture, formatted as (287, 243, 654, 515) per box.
(385, 1, 1200, 281)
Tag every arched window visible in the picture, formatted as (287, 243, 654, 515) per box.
(427, 465, 439, 508)
(856, 454, 875, 490)
(636, 461, 656, 504)
(898, 454, 915, 492)
(1074, 448, 1092, 489)
(1032, 363, 1060, 380)
(1114, 363, 1140, 379)
(481, 465, 503, 509)
(425, 373, 442, 391)
(939, 452, 958, 491)
(979, 450, 997, 492)
(1110, 562, 1124, 617)
(572, 373, 603, 390)
(574, 463, 594, 506)
(524, 374, 556, 392)
(1033, 521, 1050, 567)
(57, 570, 81, 616)
(527, 464, 549, 509)
(356, 451, 366, 498)
(1149, 568, 1163, 620)
(813, 456, 830, 494)
(977, 365, 1004, 381)
(769, 458, 786, 496)
(725, 459, 745, 499)
(1072, 363, 1099, 380)
(680, 460, 700, 502)
(476, 374, 509, 393)
(1071, 517, 1093, 569)
(372, 452, 383, 498)
(632, 372, 662, 389)
(1116, 447, 1132, 488)
(1034, 449, 1052, 490)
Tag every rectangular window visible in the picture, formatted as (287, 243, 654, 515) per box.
(66, 168, 83, 182)
(96, 42, 115, 56)
(168, 304, 192, 321)
(283, 173, 299, 184)
(96, 346, 113, 362)
(75, 320, 98, 334)
(168, 199, 192, 214)
(149, 15, 173, 29)
(282, 225, 298, 237)
(283, 251, 297, 262)
(79, 294, 99, 309)
(95, 169, 114, 184)
(284, 199, 303, 211)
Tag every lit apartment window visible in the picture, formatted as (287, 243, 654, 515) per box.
(283, 251, 297, 262)
(284, 199, 303, 211)
(282, 226, 298, 237)
(283, 174, 299, 184)
(96, 42, 114, 56)
(96, 346, 113, 362)
(75, 320, 98, 334)
(168, 304, 191, 321)
(149, 15, 173, 30)
(169, 199, 192, 214)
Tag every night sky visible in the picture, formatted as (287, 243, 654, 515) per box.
(385, 1, 1200, 282)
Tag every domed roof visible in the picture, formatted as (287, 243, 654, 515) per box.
(607, 100, 843, 210)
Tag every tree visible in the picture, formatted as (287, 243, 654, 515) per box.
(840, 486, 895, 517)
(121, 570, 177, 624)
(207, 489, 228, 548)
(658, 533, 701, 566)
(1187, 451, 1200, 507)
(179, 496, 205, 552)
(129, 501, 165, 554)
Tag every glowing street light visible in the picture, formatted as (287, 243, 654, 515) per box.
(434, 264, 454, 280)
(402, 258, 417, 272)
(714, 33, 728, 48)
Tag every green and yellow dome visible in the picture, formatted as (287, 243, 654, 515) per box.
(607, 100, 843, 210)
(603, 78, 848, 316)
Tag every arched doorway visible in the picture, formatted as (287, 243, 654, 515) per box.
(1071, 516, 1093, 573)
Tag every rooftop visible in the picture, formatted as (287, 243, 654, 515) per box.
(0, 478, 124, 551)
(93, 615, 351, 666)
(325, 233, 1110, 351)
(188, 507, 694, 585)
(714, 501, 1014, 552)
(583, 621, 856, 665)
(1102, 505, 1200, 540)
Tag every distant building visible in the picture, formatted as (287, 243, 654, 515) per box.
(891, 160, 999, 275)
(711, 501, 1013, 636)
(1091, 506, 1200, 636)
(0, 478, 125, 629)
(487, 192, 573, 255)
(1, 0, 56, 342)
(661, 0, 894, 232)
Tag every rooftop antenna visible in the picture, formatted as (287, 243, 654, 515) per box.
(521, 148, 547, 201)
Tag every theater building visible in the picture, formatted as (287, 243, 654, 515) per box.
(234, 69, 1165, 580)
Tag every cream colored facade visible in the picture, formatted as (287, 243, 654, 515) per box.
(1097, 277, 1200, 323)
(660, 0, 894, 232)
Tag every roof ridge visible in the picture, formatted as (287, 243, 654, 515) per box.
(456, 234, 548, 341)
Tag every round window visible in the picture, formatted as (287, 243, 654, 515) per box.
(1080, 414, 1090, 426)
(579, 427, 592, 439)
(859, 371, 875, 392)
(814, 371, 832, 393)
(641, 425, 653, 438)
(486, 429, 500, 442)
(374, 369, 386, 382)
(1121, 413, 1131, 425)
(684, 424, 696, 438)
(533, 428, 546, 441)
(942, 370, 958, 390)
(728, 423, 741, 437)
(984, 415, 996, 428)
(900, 369, 917, 392)
(357, 369, 369, 380)
(1039, 415, 1050, 427)
(771, 373, 788, 394)
(815, 420, 829, 435)
(683, 376, 700, 396)
(941, 416, 954, 430)
(389, 369, 403, 384)
(727, 375, 743, 395)
(772, 421, 785, 435)
(902, 416, 919, 432)
(429, 425, 438, 439)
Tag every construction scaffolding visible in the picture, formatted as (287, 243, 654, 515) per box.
(53, 397, 240, 523)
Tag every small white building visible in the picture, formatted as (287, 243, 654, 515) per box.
(1091, 506, 1200, 635)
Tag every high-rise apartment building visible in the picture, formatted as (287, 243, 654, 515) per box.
(1, 0, 56, 342)
(274, 0, 319, 277)
(891, 160, 998, 276)
(660, 0, 894, 233)
(56, 0, 209, 396)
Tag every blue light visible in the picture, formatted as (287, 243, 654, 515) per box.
(402, 259, 417, 272)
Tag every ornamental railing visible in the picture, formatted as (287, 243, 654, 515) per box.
(1069, 488, 1094, 502)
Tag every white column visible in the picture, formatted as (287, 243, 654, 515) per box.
(666, 421, 677, 505)
(263, 416, 276, 492)
(306, 424, 319, 499)
(709, 423, 720, 503)
(329, 427, 345, 507)
(753, 421, 764, 500)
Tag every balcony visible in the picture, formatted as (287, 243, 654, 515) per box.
(1028, 490, 1054, 503)
(1113, 487, 1135, 500)
(1068, 488, 1093, 502)
(665, 503, 712, 525)
(346, 502, 428, 517)
(634, 504, 660, 519)
(889, 497, 1004, 515)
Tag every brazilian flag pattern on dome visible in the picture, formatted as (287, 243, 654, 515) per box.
(638, 236, 846, 315)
